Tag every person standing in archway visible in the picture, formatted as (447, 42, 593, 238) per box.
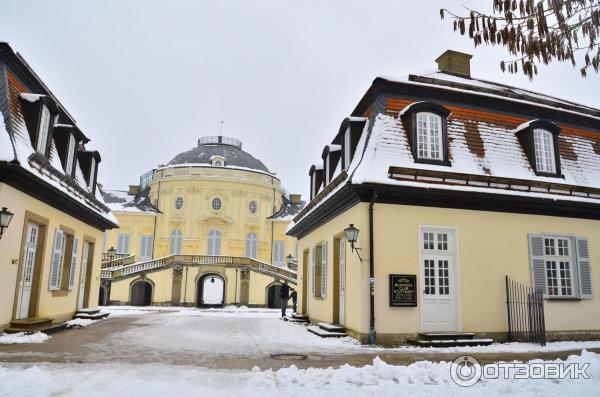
(279, 281, 290, 318)
(289, 288, 297, 314)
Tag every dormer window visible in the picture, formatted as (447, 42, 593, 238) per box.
(416, 112, 443, 160)
(88, 157, 96, 191)
(309, 164, 324, 200)
(211, 155, 225, 167)
(36, 105, 51, 154)
(338, 117, 367, 171)
(533, 129, 556, 174)
(399, 102, 451, 166)
(514, 120, 562, 177)
(78, 151, 101, 194)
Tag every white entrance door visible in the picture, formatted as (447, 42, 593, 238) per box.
(17, 223, 39, 319)
(339, 239, 346, 325)
(78, 241, 90, 310)
(420, 229, 459, 332)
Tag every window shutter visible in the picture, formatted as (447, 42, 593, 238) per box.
(311, 247, 316, 297)
(68, 237, 79, 290)
(576, 237, 592, 299)
(321, 241, 328, 299)
(528, 234, 547, 298)
(49, 229, 64, 290)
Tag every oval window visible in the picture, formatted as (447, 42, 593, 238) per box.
(249, 201, 257, 214)
(212, 198, 222, 211)
(175, 197, 184, 210)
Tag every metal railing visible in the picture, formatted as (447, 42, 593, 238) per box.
(102, 254, 297, 284)
(505, 275, 546, 346)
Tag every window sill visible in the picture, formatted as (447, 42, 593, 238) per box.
(545, 296, 580, 301)
(534, 171, 564, 179)
(51, 289, 69, 297)
(414, 158, 451, 167)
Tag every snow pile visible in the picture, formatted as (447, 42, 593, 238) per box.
(0, 332, 50, 344)
(66, 318, 103, 328)
(1, 352, 599, 396)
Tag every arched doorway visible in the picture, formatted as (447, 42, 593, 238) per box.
(267, 284, 281, 308)
(130, 280, 152, 306)
(197, 274, 225, 306)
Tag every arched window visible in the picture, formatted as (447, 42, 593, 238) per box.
(169, 229, 182, 255)
(245, 232, 257, 259)
(207, 229, 221, 256)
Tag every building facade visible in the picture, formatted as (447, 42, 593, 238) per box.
(0, 43, 117, 332)
(288, 50, 600, 345)
(101, 136, 304, 307)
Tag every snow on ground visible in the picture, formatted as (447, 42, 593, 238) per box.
(0, 332, 50, 345)
(99, 306, 600, 355)
(66, 318, 104, 328)
(1, 351, 598, 397)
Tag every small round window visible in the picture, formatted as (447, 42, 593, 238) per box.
(175, 197, 184, 210)
(249, 201, 257, 214)
(212, 198, 222, 211)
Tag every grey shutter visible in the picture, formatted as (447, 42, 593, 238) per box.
(49, 229, 64, 290)
(321, 241, 328, 299)
(311, 247, 316, 297)
(68, 237, 79, 290)
(576, 237, 592, 299)
(528, 234, 547, 298)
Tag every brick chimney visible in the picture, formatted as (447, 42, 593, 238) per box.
(289, 194, 302, 204)
(435, 50, 473, 78)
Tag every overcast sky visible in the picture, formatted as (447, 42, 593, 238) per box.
(1, 0, 598, 199)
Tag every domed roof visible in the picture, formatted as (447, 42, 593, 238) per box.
(167, 136, 271, 173)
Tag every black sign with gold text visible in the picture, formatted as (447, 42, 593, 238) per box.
(389, 274, 417, 307)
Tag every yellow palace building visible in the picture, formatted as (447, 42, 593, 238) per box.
(100, 136, 304, 307)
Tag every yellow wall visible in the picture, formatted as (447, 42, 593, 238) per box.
(0, 183, 105, 328)
(297, 202, 600, 339)
(109, 264, 280, 306)
(105, 166, 297, 265)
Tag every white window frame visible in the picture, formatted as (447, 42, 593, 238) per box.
(544, 236, 575, 297)
(207, 229, 221, 256)
(117, 233, 130, 254)
(344, 128, 351, 169)
(245, 232, 257, 259)
(416, 112, 443, 161)
(533, 129, 556, 174)
(139, 235, 153, 261)
(88, 157, 96, 191)
(65, 134, 75, 176)
(273, 240, 285, 267)
(169, 229, 182, 255)
(36, 105, 51, 154)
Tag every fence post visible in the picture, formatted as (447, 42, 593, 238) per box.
(505, 275, 512, 341)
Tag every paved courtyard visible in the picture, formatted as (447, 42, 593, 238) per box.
(1, 307, 600, 396)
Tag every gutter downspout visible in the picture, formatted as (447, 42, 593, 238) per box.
(151, 180, 161, 260)
(368, 189, 378, 345)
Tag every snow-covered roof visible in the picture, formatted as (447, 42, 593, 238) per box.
(290, 73, 600, 229)
(100, 188, 160, 214)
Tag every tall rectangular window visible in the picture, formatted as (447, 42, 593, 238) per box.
(139, 235, 153, 261)
(544, 237, 573, 297)
(88, 158, 96, 191)
(534, 129, 556, 174)
(36, 105, 51, 154)
(273, 240, 285, 267)
(416, 112, 442, 160)
(65, 134, 75, 176)
(117, 233, 130, 254)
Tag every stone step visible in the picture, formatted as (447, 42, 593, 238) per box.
(291, 312, 309, 320)
(317, 322, 346, 333)
(4, 322, 67, 335)
(9, 317, 53, 330)
(307, 325, 348, 338)
(407, 338, 494, 348)
(283, 316, 308, 323)
(73, 312, 110, 320)
(76, 308, 101, 315)
(417, 332, 476, 341)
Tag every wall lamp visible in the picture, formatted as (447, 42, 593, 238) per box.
(107, 246, 117, 259)
(344, 224, 363, 262)
(0, 207, 14, 240)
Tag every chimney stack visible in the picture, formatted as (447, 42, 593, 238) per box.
(435, 50, 473, 78)
(289, 194, 302, 204)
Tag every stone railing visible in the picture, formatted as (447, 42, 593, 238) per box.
(101, 254, 136, 269)
(102, 254, 297, 284)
